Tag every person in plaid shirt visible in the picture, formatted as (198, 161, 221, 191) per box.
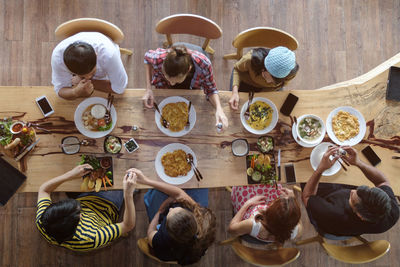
(143, 45, 228, 129)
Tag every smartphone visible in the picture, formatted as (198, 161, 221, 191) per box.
(280, 93, 299, 116)
(284, 163, 297, 184)
(361, 146, 381, 166)
(35, 95, 54, 117)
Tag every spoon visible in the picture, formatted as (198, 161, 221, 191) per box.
(185, 101, 192, 130)
(153, 102, 170, 128)
(244, 91, 255, 120)
(187, 153, 203, 180)
(293, 116, 301, 142)
(59, 139, 90, 148)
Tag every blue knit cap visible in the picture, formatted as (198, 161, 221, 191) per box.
(264, 46, 296, 78)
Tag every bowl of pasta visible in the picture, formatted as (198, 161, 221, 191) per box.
(155, 96, 196, 137)
(240, 97, 279, 135)
(326, 106, 366, 146)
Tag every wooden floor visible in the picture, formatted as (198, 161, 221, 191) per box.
(1, 0, 400, 266)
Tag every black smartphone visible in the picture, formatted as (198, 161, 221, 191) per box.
(280, 93, 299, 116)
(284, 163, 297, 184)
(361, 146, 381, 166)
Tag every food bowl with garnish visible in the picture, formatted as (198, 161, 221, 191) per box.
(295, 114, 325, 146)
(124, 138, 139, 153)
(104, 135, 122, 154)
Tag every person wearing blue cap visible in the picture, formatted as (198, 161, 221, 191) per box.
(229, 46, 299, 110)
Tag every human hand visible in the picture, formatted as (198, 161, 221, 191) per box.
(342, 146, 361, 166)
(317, 146, 339, 172)
(215, 108, 229, 130)
(126, 168, 148, 185)
(229, 91, 240, 110)
(74, 79, 94, 97)
(68, 164, 93, 178)
(142, 89, 154, 108)
(71, 75, 82, 86)
(244, 195, 267, 207)
(123, 171, 137, 195)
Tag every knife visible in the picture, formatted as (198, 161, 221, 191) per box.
(277, 149, 281, 181)
(15, 138, 40, 162)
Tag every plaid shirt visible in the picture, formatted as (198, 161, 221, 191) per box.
(144, 48, 218, 97)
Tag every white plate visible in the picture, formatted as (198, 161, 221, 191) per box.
(155, 96, 196, 137)
(74, 97, 117, 139)
(310, 142, 341, 176)
(240, 97, 279, 135)
(326, 106, 366, 146)
(155, 143, 197, 185)
(292, 124, 316, 148)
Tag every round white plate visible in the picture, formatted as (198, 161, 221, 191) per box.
(155, 96, 196, 137)
(310, 142, 341, 176)
(326, 106, 366, 146)
(74, 97, 117, 139)
(240, 97, 279, 135)
(292, 124, 317, 148)
(155, 143, 197, 185)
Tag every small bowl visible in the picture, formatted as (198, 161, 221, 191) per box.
(124, 138, 139, 153)
(61, 136, 80, 155)
(257, 136, 274, 153)
(296, 114, 326, 146)
(104, 135, 122, 154)
(10, 121, 24, 134)
(232, 139, 249, 157)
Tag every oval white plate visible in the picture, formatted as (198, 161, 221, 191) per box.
(310, 142, 341, 176)
(326, 106, 366, 146)
(74, 97, 117, 139)
(155, 96, 196, 137)
(240, 97, 279, 135)
(155, 143, 197, 185)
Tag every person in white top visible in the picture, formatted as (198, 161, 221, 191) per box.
(51, 32, 128, 100)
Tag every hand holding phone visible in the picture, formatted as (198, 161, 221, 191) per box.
(36, 95, 54, 117)
(280, 93, 299, 116)
(284, 163, 297, 184)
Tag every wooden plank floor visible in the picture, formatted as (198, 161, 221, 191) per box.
(1, 0, 400, 266)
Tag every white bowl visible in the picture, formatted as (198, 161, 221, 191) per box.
(295, 114, 326, 146)
(240, 97, 279, 135)
(74, 97, 117, 139)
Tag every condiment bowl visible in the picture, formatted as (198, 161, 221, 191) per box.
(232, 138, 249, 157)
(10, 121, 24, 134)
(295, 114, 326, 146)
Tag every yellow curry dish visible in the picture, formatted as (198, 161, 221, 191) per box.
(161, 149, 191, 177)
(161, 102, 188, 132)
(246, 101, 273, 130)
(332, 110, 360, 141)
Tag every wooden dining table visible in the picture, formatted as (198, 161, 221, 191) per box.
(1, 55, 400, 194)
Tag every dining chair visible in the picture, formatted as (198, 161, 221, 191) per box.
(155, 14, 222, 55)
(137, 237, 178, 264)
(54, 18, 132, 55)
(220, 236, 300, 266)
(223, 27, 298, 60)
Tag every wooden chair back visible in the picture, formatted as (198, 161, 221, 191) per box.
(220, 237, 300, 266)
(55, 18, 132, 55)
(155, 14, 222, 54)
(137, 237, 178, 264)
(224, 27, 298, 60)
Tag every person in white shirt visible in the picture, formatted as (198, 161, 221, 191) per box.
(51, 32, 128, 100)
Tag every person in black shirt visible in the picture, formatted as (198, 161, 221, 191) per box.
(302, 146, 399, 236)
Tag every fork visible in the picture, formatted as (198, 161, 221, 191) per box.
(153, 102, 170, 128)
(185, 101, 192, 130)
(187, 153, 203, 181)
(244, 90, 254, 120)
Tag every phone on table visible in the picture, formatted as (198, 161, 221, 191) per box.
(284, 163, 297, 184)
(361, 146, 381, 166)
(35, 95, 54, 117)
(280, 93, 299, 116)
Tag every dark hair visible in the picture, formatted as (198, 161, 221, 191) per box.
(164, 46, 193, 77)
(250, 48, 299, 85)
(166, 199, 216, 265)
(63, 42, 96, 75)
(41, 199, 81, 244)
(355, 186, 392, 223)
(258, 196, 301, 244)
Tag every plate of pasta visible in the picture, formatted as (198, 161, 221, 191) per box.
(326, 106, 366, 146)
(240, 97, 279, 135)
(155, 143, 197, 185)
(155, 96, 196, 137)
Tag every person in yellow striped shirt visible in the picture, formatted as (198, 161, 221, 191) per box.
(36, 164, 137, 251)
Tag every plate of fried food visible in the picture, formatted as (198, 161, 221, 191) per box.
(326, 106, 366, 146)
(240, 97, 279, 135)
(155, 143, 197, 185)
(155, 96, 196, 137)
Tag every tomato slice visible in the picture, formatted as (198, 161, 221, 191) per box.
(98, 119, 106, 126)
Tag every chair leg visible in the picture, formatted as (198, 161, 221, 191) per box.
(223, 53, 239, 60)
(120, 48, 133, 55)
(295, 235, 321, 246)
(220, 236, 238, 246)
(205, 46, 215, 55)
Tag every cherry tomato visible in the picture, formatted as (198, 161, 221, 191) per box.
(98, 119, 106, 127)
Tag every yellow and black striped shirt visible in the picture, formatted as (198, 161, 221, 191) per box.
(36, 196, 121, 251)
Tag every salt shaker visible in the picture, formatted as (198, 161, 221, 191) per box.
(216, 122, 223, 133)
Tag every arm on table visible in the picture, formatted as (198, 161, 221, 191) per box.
(118, 172, 137, 235)
(142, 64, 155, 108)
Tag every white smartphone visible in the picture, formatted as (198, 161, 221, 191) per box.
(35, 95, 54, 117)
